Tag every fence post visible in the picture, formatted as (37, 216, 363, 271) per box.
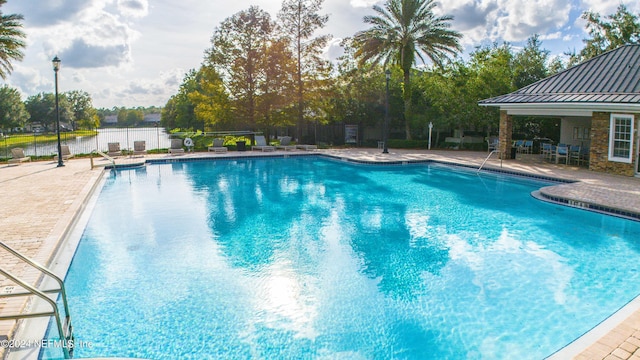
(95, 125, 99, 153)
(126, 127, 130, 158)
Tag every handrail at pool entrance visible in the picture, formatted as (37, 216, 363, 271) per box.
(477, 150, 502, 174)
(0, 241, 74, 358)
(90, 149, 116, 169)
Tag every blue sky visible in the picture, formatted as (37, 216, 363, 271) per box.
(2, 0, 638, 109)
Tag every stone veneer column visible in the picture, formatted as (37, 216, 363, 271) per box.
(499, 110, 513, 159)
(589, 112, 609, 172)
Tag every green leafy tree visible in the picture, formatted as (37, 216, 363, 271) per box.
(161, 96, 179, 129)
(127, 109, 144, 126)
(116, 108, 144, 127)
(188, 64, 233, 131)
(160, 70, 200, 131)
(278, 0, 331, 142)
(513, 35, 549, 88)
(417, 43, 515, 141)
(257, 37, 297, 140)
(65, 90, 96, 130)
(0, 85, 28, 131)
(0, 0, 26, 79)
(117, 108, 129, 126)
(547, 56, 565, 75)
(25, 92, 73, 132)
(353, 0, 462, 140)
(207, 6, 275, 132)
(569, 4, 640, 65)
(333, 39, 387, 130)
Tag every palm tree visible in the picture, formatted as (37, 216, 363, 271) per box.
(354, 0, 462, 140)
(0, 0, 26, 79)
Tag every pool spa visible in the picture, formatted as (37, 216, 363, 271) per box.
(41, 156, 640, 359)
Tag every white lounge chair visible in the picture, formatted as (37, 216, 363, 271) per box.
(169, 139, 185, 155)
(133, 141, 146, 156)
(107, 142, 122, 157)
(8, 148, 31, 164)
(54, 145, 74, 161)
(275, 136, 296, 151)
(208, 138, 228, 153)
(295, 143, 317, 151)
(252, 135, 275, 152)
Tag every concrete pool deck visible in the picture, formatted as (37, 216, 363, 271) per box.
(0, 148, 638, 359)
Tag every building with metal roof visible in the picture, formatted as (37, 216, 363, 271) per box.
(479, 44, 640, 177)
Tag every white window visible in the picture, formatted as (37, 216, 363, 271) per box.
(608, 114, 634, 163)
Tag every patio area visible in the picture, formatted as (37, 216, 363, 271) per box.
(0, 148, 639, 359)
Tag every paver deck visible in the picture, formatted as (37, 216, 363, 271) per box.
(0, 149, 638, 359)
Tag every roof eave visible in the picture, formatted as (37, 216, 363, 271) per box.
(478, 102, 640, 117)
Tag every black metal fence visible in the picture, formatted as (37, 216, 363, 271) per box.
(1, 127, 172, 161)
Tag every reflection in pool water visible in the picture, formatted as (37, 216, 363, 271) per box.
(44, 157, 640, 359)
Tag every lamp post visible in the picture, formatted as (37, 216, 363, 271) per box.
(52, 56, 64, 167)
(382, 69, 390, 154)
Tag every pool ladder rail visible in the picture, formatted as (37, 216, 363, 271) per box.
(477, 149, 502, 174)
(0, 241, 74, 359)
(90, 149, 116, 169)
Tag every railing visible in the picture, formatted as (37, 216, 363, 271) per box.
(1, 126, 172, 161)
(90, 150, 116, 169)
(0, 242, 74, 358)
(477, 150, 502, 174)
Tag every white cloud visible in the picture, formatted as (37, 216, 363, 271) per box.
(438, 0, 572, 45)
(577, 0, 640, 17)
(495, 0, 572, 41)
(539, 32, 562, 41)
(4, 64, 50, 99)
(6, 0, 632, 108)
(349, 0, 379, 8)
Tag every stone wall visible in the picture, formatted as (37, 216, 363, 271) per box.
(589, 111, 638, 176)
(499, 110, 513, 159)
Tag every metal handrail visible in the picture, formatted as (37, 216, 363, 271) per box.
(0, 268, 72, 359)
(90, 149, 116, 169)
(477, 149, 502, 174)
(0, 242, 71, 319)
(0, 242, 73, 358)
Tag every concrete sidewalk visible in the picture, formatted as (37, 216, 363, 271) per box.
(0, 149, 638, 359)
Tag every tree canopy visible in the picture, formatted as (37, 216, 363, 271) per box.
(569, 4, 640, 65)
(353, 0, 462, 140)
(0, 0, 26, 79)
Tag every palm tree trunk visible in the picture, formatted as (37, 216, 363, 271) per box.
(403, 68, 413, 140)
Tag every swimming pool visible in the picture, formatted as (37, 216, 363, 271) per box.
(43, 156, 640, 359)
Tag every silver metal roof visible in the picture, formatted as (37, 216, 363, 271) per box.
(479, 45, 640, 106)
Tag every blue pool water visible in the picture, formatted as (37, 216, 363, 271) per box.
(44, 157, 640, 359)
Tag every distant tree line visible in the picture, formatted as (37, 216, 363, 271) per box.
(98, 106, 162, 128)
(0, 86, 162, 133)
(161, 1, 640, 143)
(1, 0, 638, 142)
(0, 88, 99, 132)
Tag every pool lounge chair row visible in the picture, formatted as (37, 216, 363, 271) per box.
(106, 141, 148, 157)
(8, 148, 31, 164)
(252, 135, 317, 152)
(8, 146, 74, 165)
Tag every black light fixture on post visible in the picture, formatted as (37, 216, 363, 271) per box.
(382, 69, 390, 154)
(52, 56, 64, 167)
